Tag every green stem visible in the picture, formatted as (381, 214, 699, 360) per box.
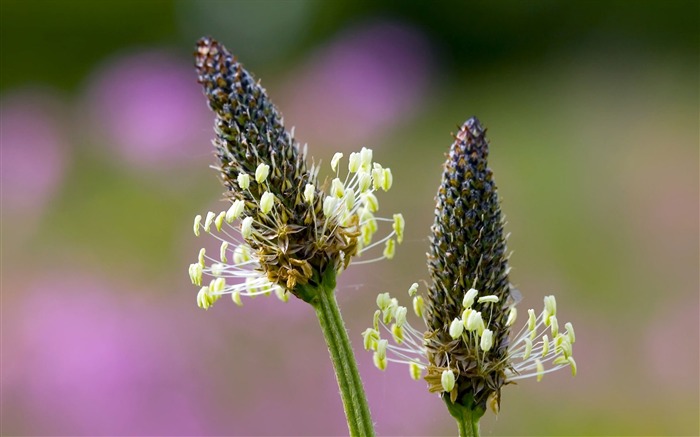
(309, 269, 375, 437)
(444, 395, 484, 437)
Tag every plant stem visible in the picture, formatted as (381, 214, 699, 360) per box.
(310, 269, 375, 437)
(444, 395, 483, 437)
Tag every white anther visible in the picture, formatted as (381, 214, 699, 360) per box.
(506, 307, 517, 326)
(260, 191, 275, 214)
(393, 214, 405, 244)
(348, 152, 361, 173)
(480, 329, 494, 352)
(215, 211, 226, 232)
(237, 173, 250, 190)
(331, 178, 345, 197)
(255, 163, 270, 184)
(193, 214, 202, 236)
(449, 318, 464, 339)
(323, 196, 338, 217)
(477, 295, 499, 304)
(304, 184, 315, 204)
(331, 152, 343, 172)
(204, 211, 216, 233)
(241, 216, 254, 239)
(220, 241, 229, 263)
(462, 288, 479, 308)
(226, 200, 245, 223)
(441, 369, 455, 392)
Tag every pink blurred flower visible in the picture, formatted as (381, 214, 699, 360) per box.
(280, 20, 434, 149)
(1, 275, 218, 435)
(83, 50, 211, 169)
(0, 89, 68, 216)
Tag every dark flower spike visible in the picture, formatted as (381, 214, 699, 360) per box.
(362, 117, 576, 433)
(189, 37, 404, 306)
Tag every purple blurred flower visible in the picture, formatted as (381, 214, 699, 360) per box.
(0, 89, 67, 216)
(280, 21, 434, 149)
(1, 275, 218, 435)
(84, 50, 211, 169)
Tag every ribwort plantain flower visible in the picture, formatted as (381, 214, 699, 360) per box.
(362, 117, 576, 435)
(189, 37, 403, 309)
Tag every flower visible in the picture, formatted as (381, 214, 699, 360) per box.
(189, 37, 403, 308)
(362, 117, 576, 415)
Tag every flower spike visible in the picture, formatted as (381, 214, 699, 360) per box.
(360, 117, 577, 431)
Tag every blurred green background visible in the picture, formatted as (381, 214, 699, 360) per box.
(1, 1, 698, 436)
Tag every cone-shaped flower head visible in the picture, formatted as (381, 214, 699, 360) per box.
(190, 37, 403, 307)
(362, 117, 576, 417)
(424, 117, 512, 409)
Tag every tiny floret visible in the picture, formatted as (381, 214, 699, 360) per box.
(408, 282, 419, 297)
